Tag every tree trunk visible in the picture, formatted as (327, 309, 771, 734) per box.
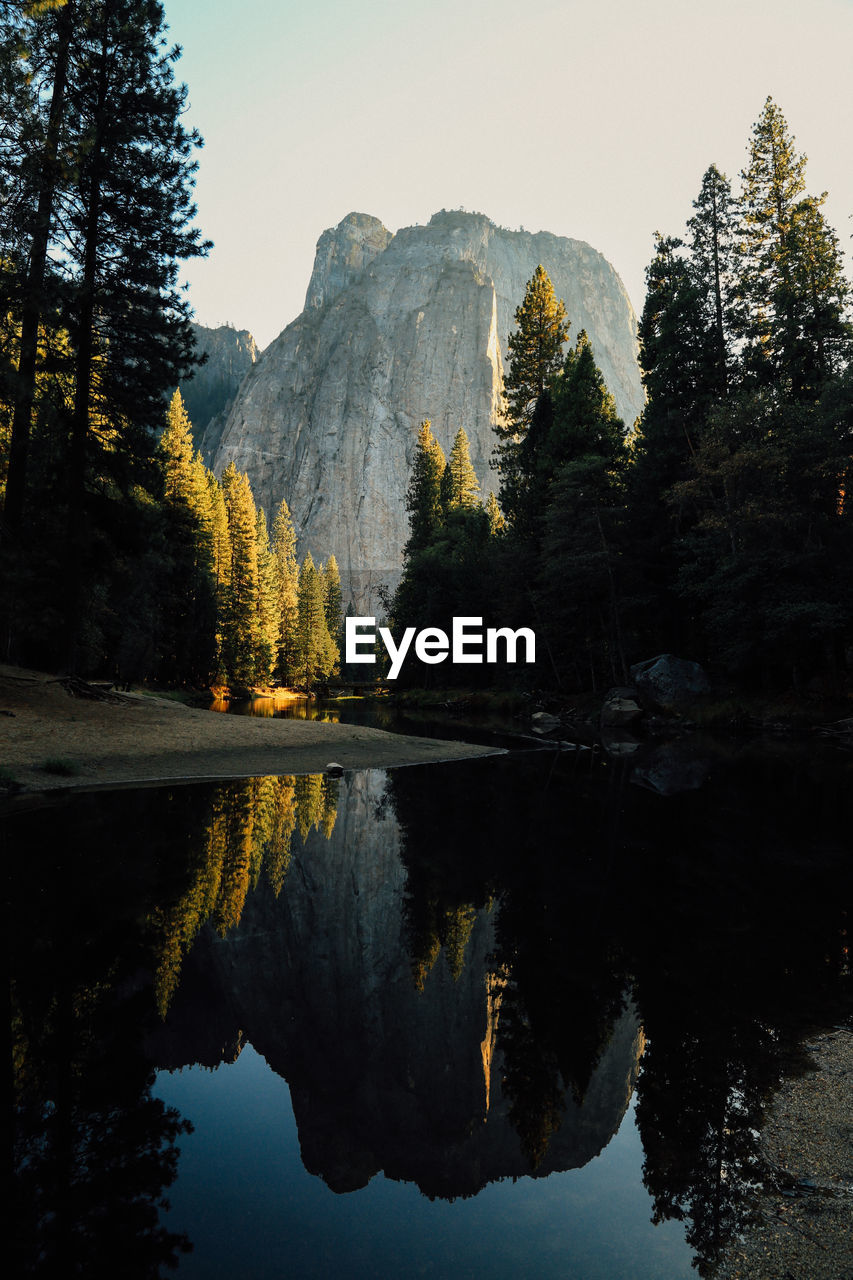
(64, 33, 109, 673)
(2, 2, 74, 541)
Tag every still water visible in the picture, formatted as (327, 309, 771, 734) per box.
(8, 742, 851, 1278)
(209, 690, 530, 749)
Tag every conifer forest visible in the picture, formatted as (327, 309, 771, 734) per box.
(5, 7, 853, 1280)
(1, 2, 851, 702)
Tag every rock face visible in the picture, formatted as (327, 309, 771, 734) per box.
(304, 212, 393, 311)
(213, 210, 644, 609)
(182, 323, 260, 462)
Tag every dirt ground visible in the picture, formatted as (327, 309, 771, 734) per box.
(0, 664, 499, 793)
(715, 1027, 853, 1280)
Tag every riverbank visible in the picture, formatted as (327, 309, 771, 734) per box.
(0, 665, 500, 794)
(715, 1026, 853, 1280)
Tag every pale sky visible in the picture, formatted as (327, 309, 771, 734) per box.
(165, 0, 853, 351)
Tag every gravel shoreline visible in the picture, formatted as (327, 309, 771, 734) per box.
(715, 1026, 853, 1280)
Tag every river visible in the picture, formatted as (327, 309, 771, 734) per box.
(8, 728, 851, 1277)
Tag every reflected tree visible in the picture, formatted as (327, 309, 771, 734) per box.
(10, 792, 195, 1276)
(151, 774, 339, 1015)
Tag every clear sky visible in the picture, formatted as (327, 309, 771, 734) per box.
(164, 0, 853, 351)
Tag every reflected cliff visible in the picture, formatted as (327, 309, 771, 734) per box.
(149, 769, 642, 1199)
(8, 743, 852, 1277)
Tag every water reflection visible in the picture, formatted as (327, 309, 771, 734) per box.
(210, 693, 342, 722)
(151, 774, 339, 1016)
(9, 789, 204, 1277)
(7, 744, 852, 1277)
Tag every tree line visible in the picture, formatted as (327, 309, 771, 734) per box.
(0, 0, 208, 672)
(158, 390, 342, 689)
(392, 98, 853, 693)
(0, 1, 340, 688)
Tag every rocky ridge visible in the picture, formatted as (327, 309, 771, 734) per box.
(213, 210, 644, 608)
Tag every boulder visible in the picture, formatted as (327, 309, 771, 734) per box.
(600, 686, 643, 727)
(630, 654, 710, 711)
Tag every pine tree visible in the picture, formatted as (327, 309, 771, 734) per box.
(628, 101, 853, 681)
(502, 265, 569, 434)
(550, 331, 625, 470)
(671, 386, 853, 681)
(156, 390, 215, 683)
(496, 265, 569, 527)
(445, 428, 480, 509)
(537, 334, 628, 688)
(484, 490, 505, 535)
(321, 553, 343, 647)
(294, 552, 338, 689)
(404, 420, 446, 556)
(254, 507, 279, 686)
(220, 462, 260, 686)
(627, 233, 711, 652)
(778, 197, 852, 396)
(687, 164, 735, 399)
(540, 455, 627, 689)
(635, 233, 707, 456)
(735, 97, 850, 395)
(62, 0, 208, 668)
(1, 0, 74, 542)
(205, 469, 232, 681)
(2, 1, 210, 670)
(271, 497, 299, 685)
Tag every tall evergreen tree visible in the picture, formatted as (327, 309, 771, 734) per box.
(687, 164, 735, 399)
(60, 0, 209, 668)
(484, 489, 505, 535)
(294, 552, 337, 689)
(271, 496, 299, 685)
(627, 232, 715, 652)
(254, 507, 279, 686)
(156, 390, 215, 683)
(627, 100, 853, 681)
(550, 331, 625, 471)
(1, 0, 74, 543)
(204, 468, 231, 681)
(634, 233, 707, 469)
(735, 97, 851, 396)
(220, 462, 260, 686)
(321, 553, 343, 647)
(404, 419, 446, 556)
(444, 427, 480, 510)
(496, 266, 569, 527)
(501, 265, 569, 434)
(538, 335, 629, 688)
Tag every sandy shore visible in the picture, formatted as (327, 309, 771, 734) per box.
(0, 665, 500, 793)
(715, 1026, 853, 1280)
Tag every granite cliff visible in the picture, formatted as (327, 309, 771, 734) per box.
(212, 210, 643, 608)
(181, 322, 260, 462)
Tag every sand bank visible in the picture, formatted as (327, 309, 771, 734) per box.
(0, 665, 499, 794)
